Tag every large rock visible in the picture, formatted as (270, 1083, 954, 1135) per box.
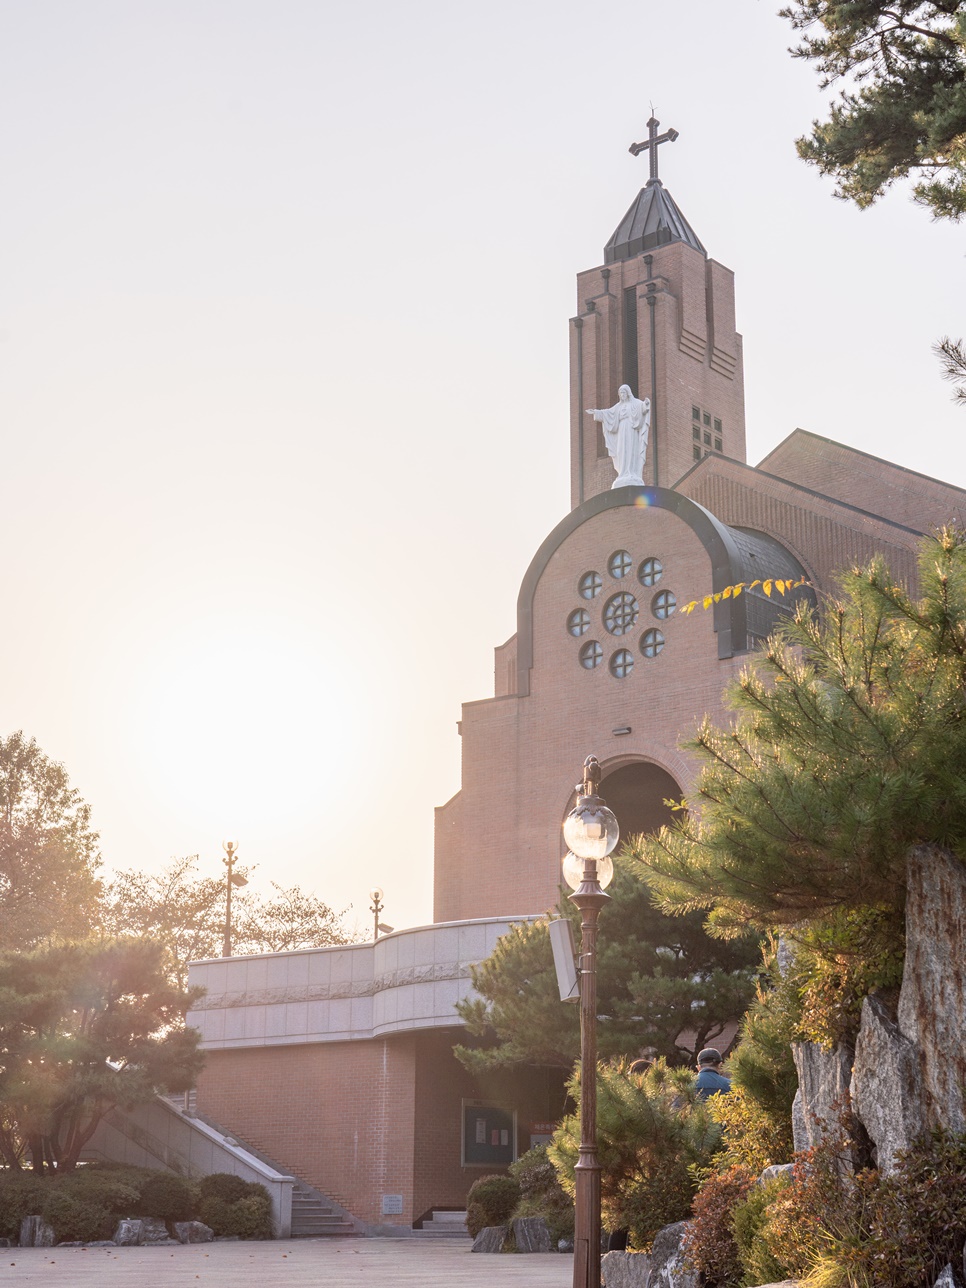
(18, 1216, 54, 1247)
(759, 1163, 794, 1185)
(933, 1266, 957, 1288)
(174, 1221, 214, 1244)
(600, 1249, 650, 1287)
(851, 993, 926, 1173)
(511, 1216, 551, 1253)
(471, 1225, 508, 1253)
(113, 1219, 143, 1246)
(791, 1088, 808, 1154)
(791, 1040, 854, 1149)
(897, 845, 966, 1134)
(139, 1217, 175, 1245)
(646, 1221, 698, 1288)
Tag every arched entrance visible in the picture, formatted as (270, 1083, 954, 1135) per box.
(599, 760, 682, 843)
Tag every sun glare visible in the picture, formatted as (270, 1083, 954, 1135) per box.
(128, 620, 360, 836)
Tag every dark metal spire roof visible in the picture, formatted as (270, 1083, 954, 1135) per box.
(604, 180, 706, 263)
(605, 116, 705, 262)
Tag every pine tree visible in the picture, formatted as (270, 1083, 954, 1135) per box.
(641, 527, 966, 945)
(454, 855, 759, 1074)
(781, 2, 966, 219)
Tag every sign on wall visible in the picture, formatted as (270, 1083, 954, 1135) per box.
(461, 1099, 517, 1167)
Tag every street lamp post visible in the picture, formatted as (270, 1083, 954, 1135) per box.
(563, 756, 620, 1288)
(369, 887, 394, 940)
(222, 840, 248, 957)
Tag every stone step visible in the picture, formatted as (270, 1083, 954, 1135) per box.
(415, 1210, 470, 1239)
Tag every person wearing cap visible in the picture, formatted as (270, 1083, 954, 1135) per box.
(694, 1048, 731, 1099)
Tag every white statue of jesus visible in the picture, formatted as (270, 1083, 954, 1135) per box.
(586, 385, 651, 488)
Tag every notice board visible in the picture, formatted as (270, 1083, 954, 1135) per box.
(461, 1099, 517, 1167)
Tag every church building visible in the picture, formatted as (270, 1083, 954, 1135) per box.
(102, 121, 966, 1235)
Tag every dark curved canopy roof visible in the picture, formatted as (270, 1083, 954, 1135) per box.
(604, 180, 705, 263)
(513, 487, 813, 696)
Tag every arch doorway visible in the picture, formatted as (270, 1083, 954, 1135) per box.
(599, 761, 682, 844)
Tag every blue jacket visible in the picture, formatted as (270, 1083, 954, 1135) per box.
(695, 1067, 731, 1099)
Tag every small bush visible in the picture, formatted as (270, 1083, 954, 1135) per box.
(197, 1177, 273, 1240)
(197, 1171, 250, 1205)
(465, 1174, 521, 1239)
(732, 1176, 791, 1288)
(508, 1145, 574, 1246)
(549, 1058, 720, 1249)
(41, 1190, 113, 1243)
(682, 1164, 756, 1287)
(0, 1173, 48, 1241)
(135, 1172, 196, 1223)
(58, 1170, 141, 1217)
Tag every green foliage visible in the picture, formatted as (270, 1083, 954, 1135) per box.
(780, 2, 966, 219)
(455, 854, 759, 1074)
(0, 731, 102, 952)
(935, 335, 966, 405)
(196, 1174, 273, 1239)
(508, 1144, 574, 1245)
(549, 1058, 721, 1249)
(737, 1130, 966, 1287)
(718, 962, 799, 1167)
(135, 1172, 196, 1223)
(0, 938, 204, 1171)
(641, 531, 966, 938)
(794, 906, 905, 1049)
(0, 1171, 48, 1240)
(198, 1171, 251, 1204)
(731, 1177, 793, 1288)
(682, 1164, 756, 1288)
(465, 1174, 521, 1239)
(41, 1189, 114, 1243)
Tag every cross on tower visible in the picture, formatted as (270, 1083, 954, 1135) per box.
(629, 116, 679, 183)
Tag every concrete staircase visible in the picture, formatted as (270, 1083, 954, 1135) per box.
(290, 1180, 359, 1237)
(414, 1209, 470, 1240)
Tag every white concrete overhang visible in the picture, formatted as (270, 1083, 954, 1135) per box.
(186, 915, 540, 1050)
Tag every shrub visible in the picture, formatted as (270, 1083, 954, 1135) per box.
(41, 1190, 113, 1243)
(682, 1164, 756, 1287)
(0, 1173, 48, 1241)
(549, 1058, 720, 1249)
(135, 1172, 196, 1223)
(508, 1144, 574, 1246)
(197, 1177, 273, 1239)
(197, 1171, 250, 1205)
(58, 1170, 141, 1217)
(465, 1174, 521, 1239)
(732, 1176, 792, 1288)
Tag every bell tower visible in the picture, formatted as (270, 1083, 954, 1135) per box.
(569, 118, 746, 506)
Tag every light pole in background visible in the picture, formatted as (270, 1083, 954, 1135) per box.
(562, 756, 619, 1288)
(222, 840, 248, 957)
(369, 887, 394, 940)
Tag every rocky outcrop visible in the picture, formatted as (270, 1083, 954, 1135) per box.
(897, 845, 966, 1134)
(600, 1249, 649, 1286)
(791, 1040, 853, 1149)
(173, 1221, 214, 1244)
(647, 1221, 699, 1288)
(470, 1225, 508, 1253)
(18, 1216, 54, 1247)
(851, 993, 925, 1173)
(511, 1216, 551, 1252)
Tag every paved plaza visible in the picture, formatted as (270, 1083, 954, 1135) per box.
(1, 1237, 573, 1287)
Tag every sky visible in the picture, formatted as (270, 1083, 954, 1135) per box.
(1, 1, 964, 937)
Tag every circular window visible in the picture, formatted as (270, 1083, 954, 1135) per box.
(579, 640, 603, 669)
(578, 571, 603, 600)
(652, 590, 677, 619)
(609, 649, 634, 679)
(603, 592, 639, 636)
(641, 628, 665, 658)
(567, 609, 590, 637)
(639, 557, 663, 587)
(608, 549, 632, 579)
